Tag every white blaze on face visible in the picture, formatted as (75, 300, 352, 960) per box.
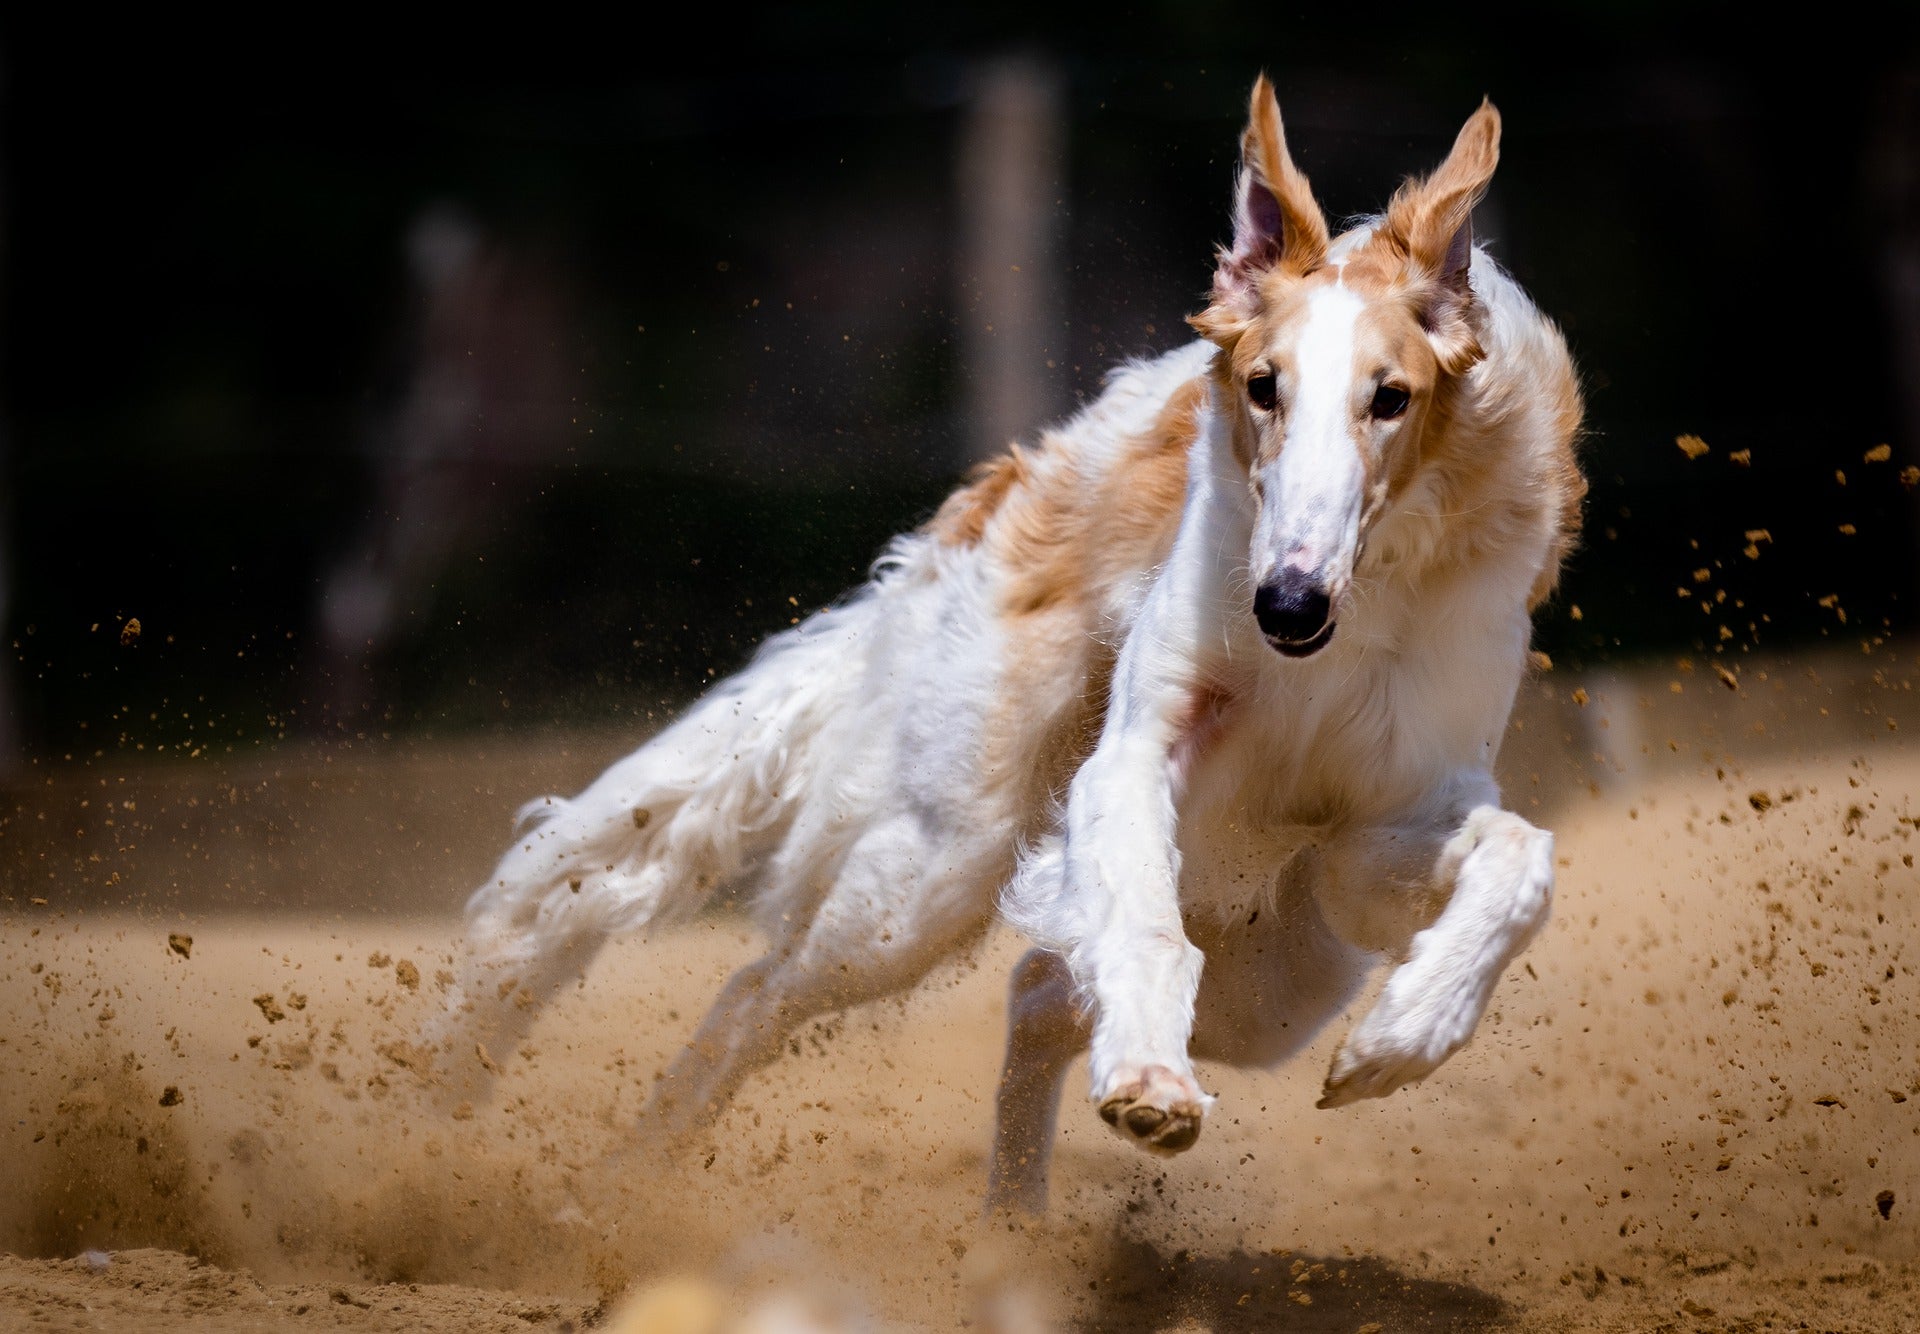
(1252, 283, 1367, 596)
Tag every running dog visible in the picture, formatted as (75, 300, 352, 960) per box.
(426, 76, 1584, 1214)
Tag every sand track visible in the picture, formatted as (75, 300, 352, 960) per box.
(4, 650, 1919, 1330)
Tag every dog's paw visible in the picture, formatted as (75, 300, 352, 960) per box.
(1093, 1064, 1210, 1155)
(1317, 998, 1467, 1108)
(1319, 1038, 1432, 1109)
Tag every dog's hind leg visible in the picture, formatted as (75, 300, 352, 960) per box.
(645, 814, 1007, 1138)
(425, 796, 787, 1106)
(426, 914, 608, 1105)
(984, 947, 1087, 1216)
(422, 598, 878, 1103)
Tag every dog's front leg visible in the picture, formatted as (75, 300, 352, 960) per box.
(1313, 789, 1555, 1108)
(1062, 724, 1213, 1154)
(1057, 567, 1244, 1151)
(1001, 402, 1247, 1155)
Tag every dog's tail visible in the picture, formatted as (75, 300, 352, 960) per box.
(477, 591, 874, 944)
(425, 587, 881, 1090)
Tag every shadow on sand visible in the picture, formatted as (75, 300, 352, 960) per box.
(1082, 1237, 1506, 1332)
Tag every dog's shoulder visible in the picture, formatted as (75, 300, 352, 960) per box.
(922, 342, 1216, 618)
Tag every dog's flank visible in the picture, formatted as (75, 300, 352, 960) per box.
(427, 75, 1584, 1216)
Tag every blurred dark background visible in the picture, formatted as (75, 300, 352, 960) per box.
(3, 6, 1917, 767)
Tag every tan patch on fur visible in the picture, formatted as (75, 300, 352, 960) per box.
(1344, 218, 1585, 612)
(1192, 76, 1331, 350)
(926, 449, 1029, 548)
(1205, 355, 1258, 471)
(1528, 362, 1589, 609)
(1235, 75, 1329, 280)
(988, 378, 1203, 618)
(961, 377, 1208, 824)
(1385, 101, 1500, 281)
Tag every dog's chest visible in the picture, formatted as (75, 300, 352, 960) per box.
(1190, 638, 1500, 831)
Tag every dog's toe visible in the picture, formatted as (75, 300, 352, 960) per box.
(1147, 1110, 1201, 1152)
(1319, 1026, 1443, 1108)
(1316, 1075, 1368, 1110)
(1095, 1064, 1208, 1156)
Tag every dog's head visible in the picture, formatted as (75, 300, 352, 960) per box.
(1190, 76, 1500, 658)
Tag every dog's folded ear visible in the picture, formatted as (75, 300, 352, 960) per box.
(1190, 75, 1328, 344)
(1385, 100, 1502, 371)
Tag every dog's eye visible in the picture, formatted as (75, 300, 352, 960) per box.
(1370, 384, 1411, 420)
(1247, 373, 1278, 412)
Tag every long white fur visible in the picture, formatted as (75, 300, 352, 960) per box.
(1252, 283, 1367, 594)
(429, 110, 1574, 1219)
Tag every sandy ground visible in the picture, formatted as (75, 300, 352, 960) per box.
(3, 645, 1919, 1331)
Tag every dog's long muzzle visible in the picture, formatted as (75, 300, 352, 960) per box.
(1253, 573, 1335, 657)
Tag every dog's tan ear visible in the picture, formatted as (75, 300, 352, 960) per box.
(1387, 99, 1501, 294)
(1384, 99, 1500, 372)
(1191, 75, 1328, 343)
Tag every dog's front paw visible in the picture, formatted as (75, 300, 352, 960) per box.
(1319, 1036, 1433, 1109)
(1317, 995, 1468, 1108)
(1093, 1064, 1210, 1155)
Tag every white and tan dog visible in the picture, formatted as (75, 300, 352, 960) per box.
(427, 76, 1584, 1214)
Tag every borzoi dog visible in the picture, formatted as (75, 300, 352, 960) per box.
(426, 76, 1584, 1214)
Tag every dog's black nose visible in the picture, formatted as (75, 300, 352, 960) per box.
(1253, 574, 1335, 656)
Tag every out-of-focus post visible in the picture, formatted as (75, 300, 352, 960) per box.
(315, 205, 572, 731)
(956, 55, 1069, 470)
